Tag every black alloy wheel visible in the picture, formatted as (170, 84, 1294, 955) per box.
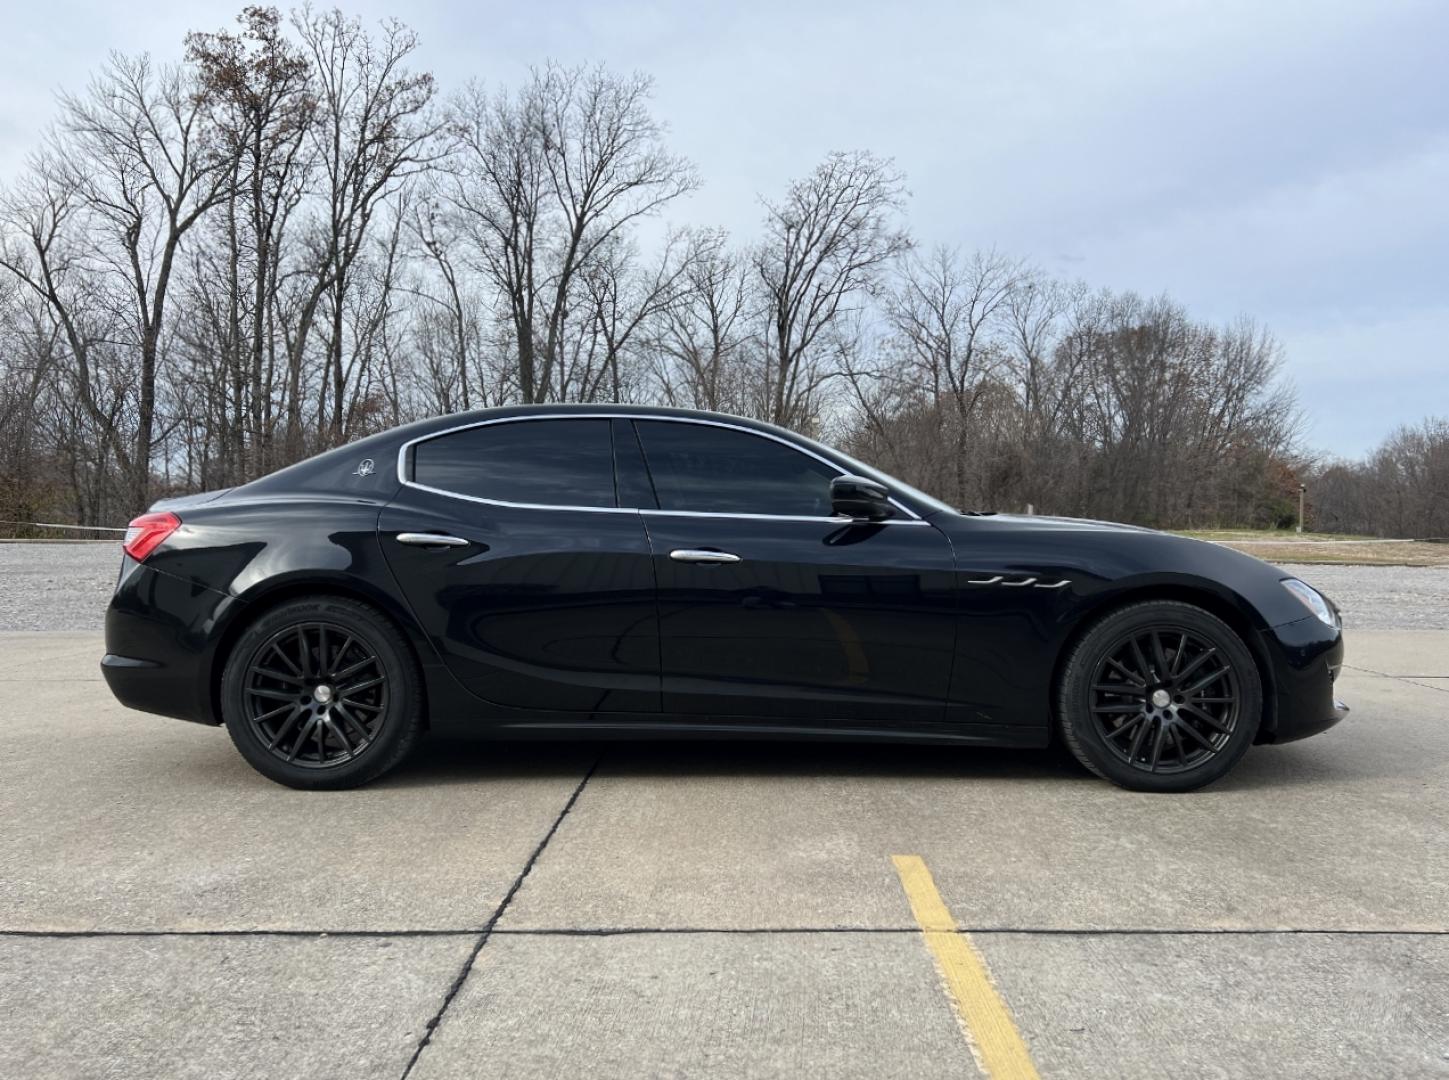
(221, 597, 422, 789)
(243, 622, 389, 769)
(1057, 600, 1262, 792)
(1089, 626, 1240, 774)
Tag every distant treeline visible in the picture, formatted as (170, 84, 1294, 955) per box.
(0, 6, 1440, 536)
(1310, 418, 1449, 538)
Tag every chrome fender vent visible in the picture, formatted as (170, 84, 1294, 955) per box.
(966, 575, 1071, 590)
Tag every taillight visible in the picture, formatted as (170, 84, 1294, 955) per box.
(123, 511, 181, 562)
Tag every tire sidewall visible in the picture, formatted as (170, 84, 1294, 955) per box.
(1059, 601, 1263, 793)
(221, 597, 420, 789)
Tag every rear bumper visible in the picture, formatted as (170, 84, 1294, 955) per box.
(1258, 615, 1348, 744)
(101, 560, 241, 725)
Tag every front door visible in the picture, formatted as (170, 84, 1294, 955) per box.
(629, 418, 957, 725)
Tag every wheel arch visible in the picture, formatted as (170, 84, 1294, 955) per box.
(1051, 582, 1279, 744)
(207, 577, 433, 730)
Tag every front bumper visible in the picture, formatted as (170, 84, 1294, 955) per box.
(101, 559, 241, 725)
(1257, 614, 1348, 744)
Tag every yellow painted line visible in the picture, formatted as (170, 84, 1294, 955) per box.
(892, 855, 1041, 1080)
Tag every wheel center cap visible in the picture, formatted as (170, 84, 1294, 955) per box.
(313, 684, 334, 705)
(1150, 689, 1171, 709)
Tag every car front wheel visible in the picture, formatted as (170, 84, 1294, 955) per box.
(1057, 600, 1262, 792)
(220, 596, 423, 789)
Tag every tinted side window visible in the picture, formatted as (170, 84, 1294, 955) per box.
(413, 419, 614, 507)
(634, 420, 837, 516)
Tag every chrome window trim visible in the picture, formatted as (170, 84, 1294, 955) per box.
(396, 412, 929, 524)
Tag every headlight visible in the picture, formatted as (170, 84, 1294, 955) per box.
(1281, 578, 1338, 628)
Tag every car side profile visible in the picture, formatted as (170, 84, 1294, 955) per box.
(101, 405, 1348, 792)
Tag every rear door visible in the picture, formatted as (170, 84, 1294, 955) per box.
(380, 416, 658, 714)
(627, 418, 957, 726)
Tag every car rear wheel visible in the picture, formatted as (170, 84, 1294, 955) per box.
(1057, 600, 1262, 792)
(220, 597, 423, 789)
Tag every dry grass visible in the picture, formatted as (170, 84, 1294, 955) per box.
(1174, 529, 1449, 567)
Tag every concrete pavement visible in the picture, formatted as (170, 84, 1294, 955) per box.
(2, 630, 1447, 1078)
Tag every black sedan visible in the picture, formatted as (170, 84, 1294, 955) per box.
(101, 405, 1347, 792)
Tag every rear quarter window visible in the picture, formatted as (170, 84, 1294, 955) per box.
(411, 418, 615, 507)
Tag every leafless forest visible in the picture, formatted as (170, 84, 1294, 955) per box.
(0, 7, 1442, 536)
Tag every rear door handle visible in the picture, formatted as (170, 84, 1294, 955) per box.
(396, 532, 470, 548)
(669, 549, 741, 564)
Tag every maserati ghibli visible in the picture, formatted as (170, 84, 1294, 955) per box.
(101, 405, 1347, 792)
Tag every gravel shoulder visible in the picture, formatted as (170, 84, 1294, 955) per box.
(0, 543, 119, 632)
(1, 542, 1444, 632)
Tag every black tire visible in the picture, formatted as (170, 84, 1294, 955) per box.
(1057, 600, 1262, 793)
(220, 596, 423, 789)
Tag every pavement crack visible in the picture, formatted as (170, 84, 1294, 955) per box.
(0, 928, 482, 939)
(397, 753, 602, 1080)
(486, 925, 1449, 938)
(1343, 663, 1449, 690)
(7, 924, 1449, 941)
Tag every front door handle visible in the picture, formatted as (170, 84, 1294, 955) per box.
(669, 549, 742, 564)
(396, 532, 470, 548)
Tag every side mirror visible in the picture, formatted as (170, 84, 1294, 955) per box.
(830, 474, 893, 521)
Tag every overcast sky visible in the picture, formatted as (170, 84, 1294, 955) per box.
(1, 0, 1444, 457)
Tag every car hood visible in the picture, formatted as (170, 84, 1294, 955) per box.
(972, 512, 1159, 534)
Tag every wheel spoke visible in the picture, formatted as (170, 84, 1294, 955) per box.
(1149, 722, 1167, 771)
(249, 686, 301, 703)
(339, 675, 384, 698)
(328, 715, 355, 756)
(1150, 632, 1170, 678)
(253, 701, 295, 724)
(1128, 636, 1154, 682)
(1182, 667, 1227, 695)
(265, 706, 303, 749)
(1180, 703, 1232, 732)
(1105, 713, 1148, 741)
(269, 641, 303, 677)
(295, 627, 311, 678)
(1177, 721, 1216, 751)
(1171, 647, 1217, 687)
(1093, 702, 1145, 714)
(1168, 725, 1186, 765)
(332, 655, 377, 682)
(333, 701, 372, 743)
(1127, 715, 1152, 763)
(331, 635, 355, 675)
(285, 715, 318, 761)
(1105, 658, 1146, 687)
(253, 667, 302, 686)
(1093, 684, 1145, 697)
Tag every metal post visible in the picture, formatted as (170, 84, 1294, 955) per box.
(1297, 484, 1306, 534)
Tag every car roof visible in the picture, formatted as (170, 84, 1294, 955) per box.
(235, 405, 823, 499)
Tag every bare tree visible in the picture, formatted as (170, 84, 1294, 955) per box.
(755, 150, 910, 427)
(647, 228, 753, 412)
(884, 247, 1022, 504)
(185, 4, 314, 481)
(0, 53, 235, 511)
(447, 64, 697, 403)
(284, 6, 440, 451)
